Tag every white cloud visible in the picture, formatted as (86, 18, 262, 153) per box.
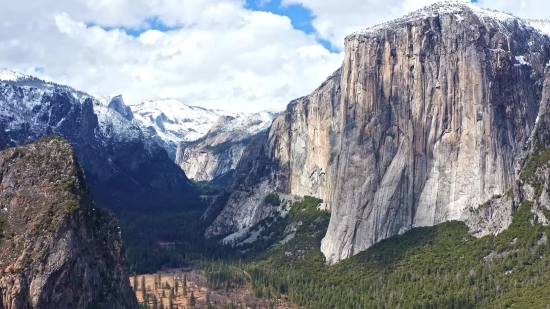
(476, 0, 550, 20)
(282, 0, 549, 50)
(0, 0, 343, 112)
(1, 0, 545, 112)
(281, 0, 442, 49)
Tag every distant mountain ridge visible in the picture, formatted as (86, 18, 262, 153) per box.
(0, 69, 200, 211)
(176, 110, 281, 181)
(130, 98, 238, 160)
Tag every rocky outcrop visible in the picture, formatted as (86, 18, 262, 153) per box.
(0, 75, 200, 211)
(176, 111, 279, 182)
(100, 95, 134, 121)
(467, 62, 550, 240)
(0, 137, 138, 309)
(207, 3, 550, 262)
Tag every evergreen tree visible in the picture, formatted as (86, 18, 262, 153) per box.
(141, 275, 147, 305)
(133, 274, 138, 292)
(175, 279, 179, 295)
(188, 291, 196, 308)
(168, 290, 174, 309)
(152, 296, 158, 309)
(183, 275, 188, 297)
(206, 290, 213, 309)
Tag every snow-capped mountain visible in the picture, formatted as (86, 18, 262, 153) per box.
(0, 69, 200, 210)
(99, 94, 134, 121)
(175, 110, 281, 182)
(0, 69, 30, 81)
(131, 99, 237, 160)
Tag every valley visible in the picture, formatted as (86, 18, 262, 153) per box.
(3, 2, 550, 309)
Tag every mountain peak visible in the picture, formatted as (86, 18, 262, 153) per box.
(348, 2, 518, 39)
(99, 94, 134, 121)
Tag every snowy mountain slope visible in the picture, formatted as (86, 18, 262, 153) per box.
(131, 99, 237, 159)
(0, 69, 200, 210)
(205, 111, 281, 141)
(0, 69, 90, 100)
(175, 110, 280, 181)
(351, 2, 550, 39)
(528, 20, 550, 36)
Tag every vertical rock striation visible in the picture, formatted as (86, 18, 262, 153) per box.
(0, 138, 138, 309)
(176, 111, 280, 182)
(207, 3, 550, 263)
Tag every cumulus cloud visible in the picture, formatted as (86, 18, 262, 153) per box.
(0, 0, 342, 112)
(282, 0, 549, 50)
(0, 0, 546, 112)
(281, 0, 442, 49)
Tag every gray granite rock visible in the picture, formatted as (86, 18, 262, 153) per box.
(207, 3, 550, 263)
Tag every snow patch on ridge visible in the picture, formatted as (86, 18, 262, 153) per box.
(131, 98, 237, 144)
(349, 2, 517, 38)
(515, 56, 531, 66)
(209, 110, 281, 139)
(0, 69, 28, 82)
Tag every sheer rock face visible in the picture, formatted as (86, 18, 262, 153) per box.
(0, 138, 138, 309)
(176, 111, 279, 182)
(204, 72, 342, 238)
(207, 3, 550, 262)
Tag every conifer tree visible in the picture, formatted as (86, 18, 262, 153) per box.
(141, 275, 147, 304)
(188, 291, 196, 308)
(183, 275, 188, 297)
(133, 274, 138, 292)
(168, 290, 174, 309)
(206, 290, 212, 309)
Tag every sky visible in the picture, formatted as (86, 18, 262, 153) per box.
(0, 0, 548, 112)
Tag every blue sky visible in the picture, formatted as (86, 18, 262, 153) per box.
(244, 0, 337, 52)
(88, 0, 482, 54)
(86, 0, 338, 52)
(8, 0, 546, 113)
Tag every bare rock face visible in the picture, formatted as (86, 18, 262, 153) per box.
(207, 3, 550, 262)
(0, 138, 138, 309)
(321, 3, 550, 263)
(176, 111, 279, 182)
(205, 72, 341, 238)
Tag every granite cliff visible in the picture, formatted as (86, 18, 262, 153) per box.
(0, 137, 138, 309)
(175, 111, 279, 182)
(206, 3, 550, 263)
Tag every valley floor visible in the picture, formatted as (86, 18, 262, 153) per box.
(131, 269, 296, 309)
